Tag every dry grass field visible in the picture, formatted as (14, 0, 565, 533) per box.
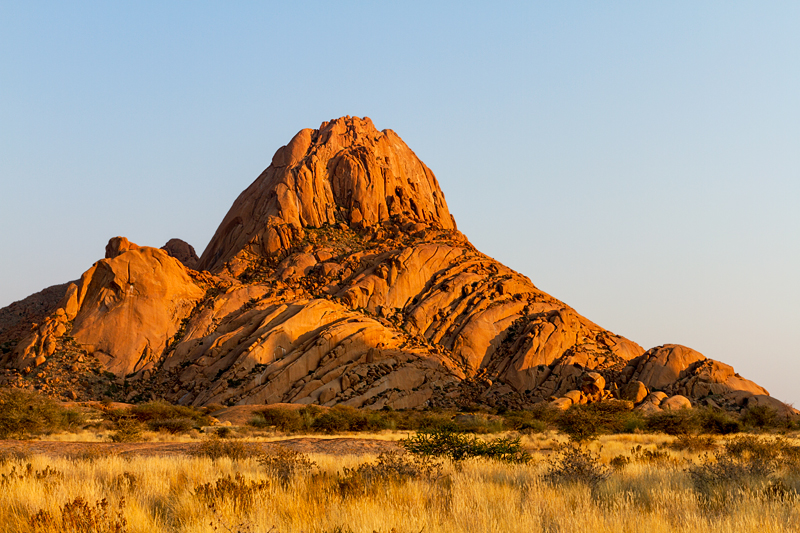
(2, 431, 800, 533)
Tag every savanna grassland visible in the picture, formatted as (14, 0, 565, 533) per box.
(2, 388, 800, 533)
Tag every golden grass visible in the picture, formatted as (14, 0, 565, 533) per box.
(2, 434, 800, 533)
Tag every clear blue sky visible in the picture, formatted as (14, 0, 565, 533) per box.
(2, 2, 798, 404)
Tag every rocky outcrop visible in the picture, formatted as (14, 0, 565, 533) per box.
(2, 117, 789, 415)
(620, 344, 770, 410)
(0, 282, 72, 345)
(8, 240, 205, 376)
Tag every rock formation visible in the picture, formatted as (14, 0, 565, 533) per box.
(0, 116, 791, 416)
(162, 238, 199, 269)
(0, 282, 72, 346)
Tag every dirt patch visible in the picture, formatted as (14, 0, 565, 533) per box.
(0, 437, 399, 458)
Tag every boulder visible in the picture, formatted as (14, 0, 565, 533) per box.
(643, 391, 668, 406)
(581, 372, 605, 396)
(551, 397, 573, 410)
(661, 395, 692, 410)
(161, 238, 200, 269)
(619, 381, 648, 403)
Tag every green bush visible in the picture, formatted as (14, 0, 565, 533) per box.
(696, 408, 742, 435)
(741, 405, 786, 431)
(555, 402, 638, 441)
(128, 401, 210, 429)
(401, 428, 530, 463)
(250, 407, 306, 432)
(0, 388, 85, 439)
(645, 410, 698, 435)
(501, 410, 549, 433)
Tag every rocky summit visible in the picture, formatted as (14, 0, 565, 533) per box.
(0, 116, 792, 415)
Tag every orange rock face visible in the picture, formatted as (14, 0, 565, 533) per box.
(199, 116, 455, 272)
(1, 116, 789, 414)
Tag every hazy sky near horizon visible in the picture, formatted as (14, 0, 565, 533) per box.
(2, 2, 799, 404)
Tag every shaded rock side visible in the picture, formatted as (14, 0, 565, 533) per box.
(198, 116, 455, 272)
(153, 289, 458, 410)
(161, 238, 200, 269)
(0, 282, 73, 345)
(8, 239, 206, 376)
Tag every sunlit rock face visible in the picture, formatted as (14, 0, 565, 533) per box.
(2, 116, 788, 416)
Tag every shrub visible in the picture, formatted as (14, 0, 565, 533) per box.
(1, 463, 64, 487)
(193, 438, 258, 461)
(127, 401, 210, 431)
(544, 443, 609, 490)
(29, 497, 127, 533)
(0, 388, 85, 439)
(645, 410, 698, 435)
(194, 473, 269, 513)
(311, 405, 391, 433)
(555, 402, 639, 442)
(665, 434, 717, 452)
(251, 407, 306, 432)
(502, 410, 549, 434)
(741, 405, 784, 431)
(109, 419, 145, 443)
(146, 417, 194, 434)
(625, 444, 673, 466)
(338, 451, 441, 496)
(696, 408, 742, 435)
(687, 435, 792, 501)
(259, 446, 317, 484)
(401, 428, 530, 463)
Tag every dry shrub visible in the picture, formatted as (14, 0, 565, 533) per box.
(664, 434, 717, 452)
(259, 446, 317, 485)
(194, 473, 269, 513)
(338, 451, 442, 496)
(0, 449, 30, 465)
(109, 419, 145, 443)
(105, 400, 210, 435)
(1, 463, 64, 487)
(0, 388, 85, 439)
(193, 437, 259, 461)
(645, 410, 698, 435)
(687, 435, 798, 502)
(29, 497, 127, 533)
(544, 443, 609, 490)
(110, 471, 138, 493)
(610, 445, 674, 470)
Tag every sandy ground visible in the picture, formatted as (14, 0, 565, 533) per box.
(0, 437, 400, 458)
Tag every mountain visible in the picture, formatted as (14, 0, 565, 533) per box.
(0, 116, 791, 416)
